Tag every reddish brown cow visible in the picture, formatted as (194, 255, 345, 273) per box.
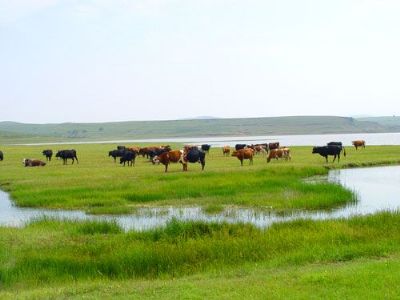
(222, 146, 231, 156)
(152, 150, 183, 172)
(232, 148, 254, 166)
(23, 158, 46, 167)
(127, 146, 140, 154)
(267, 148, 291, 163)
(352, 140, 366, 150)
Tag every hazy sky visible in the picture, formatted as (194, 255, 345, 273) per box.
(1, 0, 399, 123)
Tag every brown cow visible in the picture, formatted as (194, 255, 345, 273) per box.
(267, 148, 291, 163)
(23, 158, 46, 167)
(352, 140, 366, 150)
(152, 150, 183, 172)
(222, 146, 231, 156)
(127, 146, 141, 154)
(232, 148, 254, 166)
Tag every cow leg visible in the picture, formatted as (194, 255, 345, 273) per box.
(240, 159, 243, 166)
(338, 154, 340, 163)
(250, 157, 253, 165)
(325, 155, 328, 163)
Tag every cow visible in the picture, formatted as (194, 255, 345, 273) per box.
(120, 150, 136, 166)
(268, 142, 280, 151)
(108, 149, 125, 162)
(152, 150, 184, 172)
(23, 158, 46, 167)
(352, 140, 366, 150)
(254, 145, 266, 155)
(201, 144, 211, 154)
(42, 149, 53, 161)
(327, 142, 346, 156)
(235, 144, 247, 151)
(232, 148, 254, 166)
(127, 146, 141, 155)
(0, 151, 3, 161)
(55, 150, 78, 165)
(148, 147, 169, 162)
(312, 145, 344, 163)
(222, 146, 231, 156)
(267, 148, 291, 163)
(182, 147, 206, 171)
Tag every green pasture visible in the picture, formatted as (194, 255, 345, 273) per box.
(1, 144, 399, 214)
(0, 144, 400, 298)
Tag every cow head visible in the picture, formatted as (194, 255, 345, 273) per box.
(152, 156, 160, 165)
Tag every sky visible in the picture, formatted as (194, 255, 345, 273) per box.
(0, 0, 399, 123)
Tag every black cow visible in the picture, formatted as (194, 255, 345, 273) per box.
(55, 150, 78, 165)
(201, 144, 211, 154)
(327, 142, 346, 156)
(312, 146, 344, 163)
(120, 150, 136, 166)
(148, 148, 169, 162)
(42, 149, 53, 161)
(0, 151, 3, 161)
(235, 144, 247, 151)
(108, 149, 125, 163)
(183, 148, 206, 171)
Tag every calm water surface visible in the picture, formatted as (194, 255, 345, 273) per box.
(0, 166, 399, 230)
(16, 132, 400, 147)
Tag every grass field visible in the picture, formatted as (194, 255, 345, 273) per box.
(0, 144, 400, 298)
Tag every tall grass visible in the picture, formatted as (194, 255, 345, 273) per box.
(1, 212, 400, 287)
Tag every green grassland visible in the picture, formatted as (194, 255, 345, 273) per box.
(3, 144, 400, 214)
(0, 115, 396, 143)
(0, 144, 400, 298)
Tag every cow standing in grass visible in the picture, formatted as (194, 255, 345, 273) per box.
(42, 149, 53, 161)
(153, 150, 183, 172)
(222, 146, 231, 156)
(56, 150, 78, 165)
(312, 146, 343, 163)
(352, 140, 366, 150)
(109, 149, 125, 163)
(232, 148, 254, 166)
(120, 150, 136, 166)
(182, 147, 206, 171)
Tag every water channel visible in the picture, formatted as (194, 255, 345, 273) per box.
(0, 165, 399, 231)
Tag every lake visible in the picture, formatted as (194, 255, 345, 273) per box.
(1, 165, 399, 230)
(17, 132, 400, 147)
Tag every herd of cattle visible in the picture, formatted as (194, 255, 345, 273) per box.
(0, 139, 366, 171)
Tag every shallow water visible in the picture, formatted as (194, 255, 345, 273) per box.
(15, 132, 400, 147)
(0, 165, 399, 230)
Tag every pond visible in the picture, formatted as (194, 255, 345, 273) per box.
(0, 165, 399, 230)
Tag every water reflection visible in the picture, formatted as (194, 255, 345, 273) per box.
(1, 166, 399, 230)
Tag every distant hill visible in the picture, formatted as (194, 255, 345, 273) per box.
(0, 116, 397, 144)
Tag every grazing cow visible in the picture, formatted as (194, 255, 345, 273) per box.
(312, 146, 344, 163)
(232, 148, 254, 166)
(222, 146, 231, 156)
(352, 140, 366, 150)
(182, 147, 206, 171)
(108, 149, 125, 162)
(327, 142, 346, 156)
(267, 148, 291, 163)
(23, 158, 46, 167)
(0, 151, 3, 161)
(120, 150, 136, 166)
(42, 149, 53, 161)
(201, 144, 211, 154)
(153, 150, 183, 172)
(235, 144, 247, 151)
(55, 150, 78, 165)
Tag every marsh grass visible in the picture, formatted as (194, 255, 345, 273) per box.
(2, 144, 396, 213)
(1, 212, 400, 287)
